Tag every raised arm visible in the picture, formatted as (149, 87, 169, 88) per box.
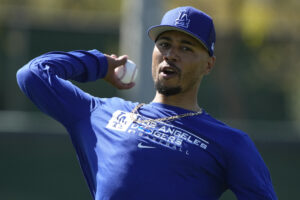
(16, 50, 133, 127)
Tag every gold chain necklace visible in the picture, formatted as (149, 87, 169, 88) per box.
(131, 103, 203, 124)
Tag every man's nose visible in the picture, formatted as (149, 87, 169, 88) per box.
(163, 47, 179, 62)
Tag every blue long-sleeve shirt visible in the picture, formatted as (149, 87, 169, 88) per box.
(16, 50, 277, 200)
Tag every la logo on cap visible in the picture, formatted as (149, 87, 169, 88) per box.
(175, 10, 190, 28)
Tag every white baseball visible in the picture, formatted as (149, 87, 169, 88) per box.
(114, 59, 138, 84)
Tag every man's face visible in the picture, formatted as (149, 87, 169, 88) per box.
(152, 30, 214, 96)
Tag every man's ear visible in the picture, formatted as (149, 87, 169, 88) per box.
(205, 56, 216, 74)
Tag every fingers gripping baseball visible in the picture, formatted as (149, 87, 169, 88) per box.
(104, 54, 135, 89)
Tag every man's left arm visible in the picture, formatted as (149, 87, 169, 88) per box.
(225, 134, 277, 200)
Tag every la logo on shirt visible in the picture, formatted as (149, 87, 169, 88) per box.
(106, 110, 136, 131)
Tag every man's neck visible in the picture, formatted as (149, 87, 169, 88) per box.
(152, 92, 201, 112)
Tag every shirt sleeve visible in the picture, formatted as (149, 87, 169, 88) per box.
(225, 133, 277, 200)
(16, 49, 108, 127)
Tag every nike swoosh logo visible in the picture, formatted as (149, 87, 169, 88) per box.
(138, 142, 156, 149)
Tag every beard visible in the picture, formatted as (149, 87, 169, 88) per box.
(155, 81, 182, 96)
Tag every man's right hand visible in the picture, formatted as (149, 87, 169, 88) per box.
(104, 54, 135, 89)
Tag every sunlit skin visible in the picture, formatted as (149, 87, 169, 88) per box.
(151, 30, 216, 111)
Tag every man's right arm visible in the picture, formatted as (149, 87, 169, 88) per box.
(16, 50, 132, 127)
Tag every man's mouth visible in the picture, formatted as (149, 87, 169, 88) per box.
(161, 67, 177, 75)
(159, 63, 180, 79)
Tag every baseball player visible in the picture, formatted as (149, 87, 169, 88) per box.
(17, 6, 277, 200)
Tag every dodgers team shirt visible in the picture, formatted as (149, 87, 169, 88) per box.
(16, 50, 277, 200)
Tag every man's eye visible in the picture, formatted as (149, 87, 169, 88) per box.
(159, 42, 170, 48)
(182, 46, 192, 52)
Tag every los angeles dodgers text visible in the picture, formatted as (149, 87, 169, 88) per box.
(106, 110, 209, 154)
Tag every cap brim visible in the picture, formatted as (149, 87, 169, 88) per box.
(148, 25, 208, 51)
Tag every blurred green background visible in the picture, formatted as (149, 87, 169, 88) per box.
(0, 0, 299, 199)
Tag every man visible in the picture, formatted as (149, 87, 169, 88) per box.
(17, 6, 277, 200)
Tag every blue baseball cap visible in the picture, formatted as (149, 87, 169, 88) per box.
(148, 6, 216, 56)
